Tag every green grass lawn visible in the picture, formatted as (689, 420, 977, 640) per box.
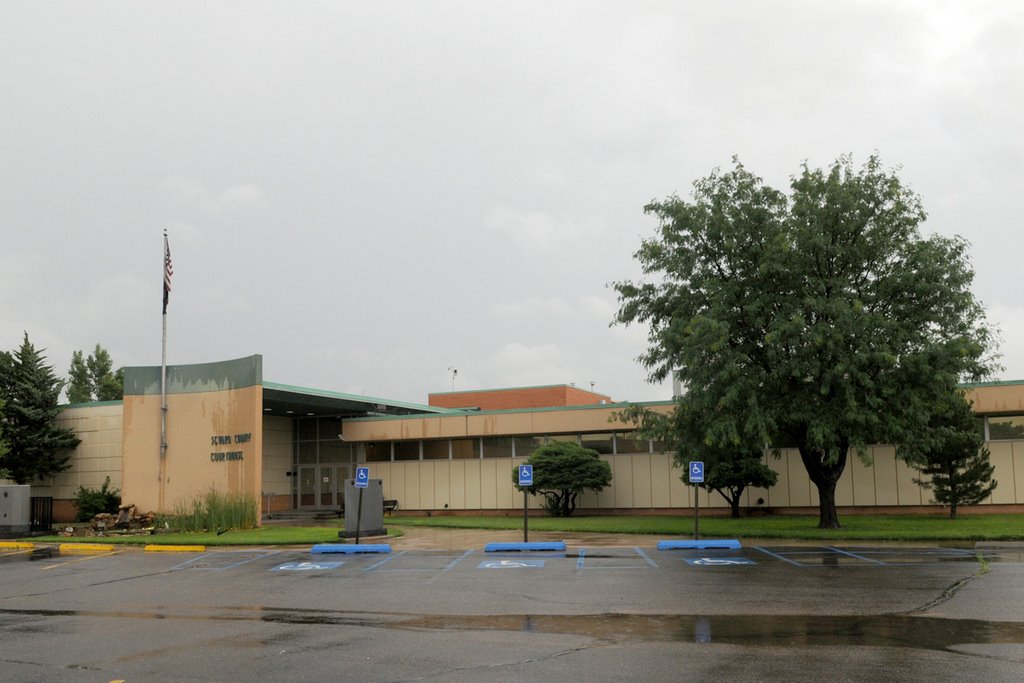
(25, 513, 1022, 545)
(386, 513, 1024, 541)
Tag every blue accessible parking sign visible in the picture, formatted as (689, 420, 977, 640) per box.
(689, 461, 704, 484)
(518, 464, 533, 487)
(355, 466, 370, 488)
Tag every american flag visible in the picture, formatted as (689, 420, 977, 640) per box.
(163, 233, 173, 314)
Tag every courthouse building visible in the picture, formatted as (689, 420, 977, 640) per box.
(28, 354, 1024, 522)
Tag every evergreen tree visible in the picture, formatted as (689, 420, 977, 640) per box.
(910, 394, 996, 518)
(66, 344, 124, 402)
(0, 353, 9, 479)
(0, 334, 81, 484)
(0, 398, 9, 479)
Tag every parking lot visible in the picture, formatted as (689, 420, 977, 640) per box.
(2, 538, 1023, 681)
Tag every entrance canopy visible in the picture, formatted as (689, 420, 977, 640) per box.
(262, 381, 460, 419)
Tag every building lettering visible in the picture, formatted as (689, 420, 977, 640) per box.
(210, 451, 244, 462)
(209, 433, 251, 463)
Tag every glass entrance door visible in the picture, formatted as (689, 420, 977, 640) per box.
(299, 466, 317, 508)
(319, 466, 337, 508)
(298, 465, 343, 510)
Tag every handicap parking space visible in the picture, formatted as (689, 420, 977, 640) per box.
(573, 547, 659, 569)
(170, 549, 282, 571)
(359, 549, 474, 573)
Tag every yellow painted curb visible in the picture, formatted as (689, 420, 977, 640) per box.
(145, 544, 206, 553)
(59, 543, 116, 553)
(0, 541, 35, 549)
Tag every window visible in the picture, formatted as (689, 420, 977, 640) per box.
(318, 439, 348, 464)
(297, 418, 317, 441)
(297, 442, 318, 464)
(422, 440, 450, 460)
(451, 439, 480, 459)
(615, 432, 650, 454)
(581, 433, 614, 454)
(365, 442, 391, 462)
(988, 415, 1024, 440)
(393, 441, 420, 461)
(513, 436, 544, 458)
(482, 437, 514, 458)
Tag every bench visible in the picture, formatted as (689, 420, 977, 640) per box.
(383, 499, 398, 516)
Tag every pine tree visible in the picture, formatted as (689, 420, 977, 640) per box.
(911, 394, 996, 519)
(0, 398, 9, 479)
(0, 334, 81, 484)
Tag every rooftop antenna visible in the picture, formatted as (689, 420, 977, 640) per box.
(447, 366, 458, 392)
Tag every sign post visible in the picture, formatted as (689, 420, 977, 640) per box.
(518, 464, 533, 543)
(354, 466, 369, 544)
(689, 461, 704, 541)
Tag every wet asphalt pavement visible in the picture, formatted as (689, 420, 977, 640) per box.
(1, 530, 1022, 682)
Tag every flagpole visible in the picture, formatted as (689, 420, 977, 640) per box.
(160, 230, 171, 511)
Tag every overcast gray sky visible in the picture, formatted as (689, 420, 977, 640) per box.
(2, 1, 1022, 405)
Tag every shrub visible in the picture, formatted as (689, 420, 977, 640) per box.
(74, 476, 122, 522)
(170, 488, 259, 532)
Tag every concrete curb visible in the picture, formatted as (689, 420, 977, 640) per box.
(657, 539, 742, 550)
(311, 543, 391, 554)
(59, 543, 116, 553)
(484, 542, 566, 552)
(145, 544, 207, 553)
(0, 541, 35, 549)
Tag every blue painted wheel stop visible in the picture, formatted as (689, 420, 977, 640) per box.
(657, 539, 742, 550)
(311, 543, 392, 554)
(484, 542, 566, 552)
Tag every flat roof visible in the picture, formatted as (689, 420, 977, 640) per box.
(262, 381, 463, 418)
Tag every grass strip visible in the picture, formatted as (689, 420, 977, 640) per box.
(23, 514, 1022, 545)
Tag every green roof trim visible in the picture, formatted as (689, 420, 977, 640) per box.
(961, 379, 1024, 388)
(124, 355, 262, 395)
(263, 381, 460, 415)
(343, 399, 675, 423)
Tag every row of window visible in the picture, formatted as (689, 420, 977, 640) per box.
(363, 433, 667, 462)
(289, 414, 1024, 467)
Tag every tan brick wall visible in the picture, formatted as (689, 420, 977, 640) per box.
(32, 403, 124, 502)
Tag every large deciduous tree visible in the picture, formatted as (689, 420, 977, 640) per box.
(67, 344, 124, 403)
(614, 156, 995, 528)
(513, 441, 612, 517)
(908, 393, 996, 519)
(0, 334, 81, 484)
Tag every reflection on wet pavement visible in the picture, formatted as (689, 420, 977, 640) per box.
(3, 605, 1022, 653)
(394, 612, 1024, 652)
